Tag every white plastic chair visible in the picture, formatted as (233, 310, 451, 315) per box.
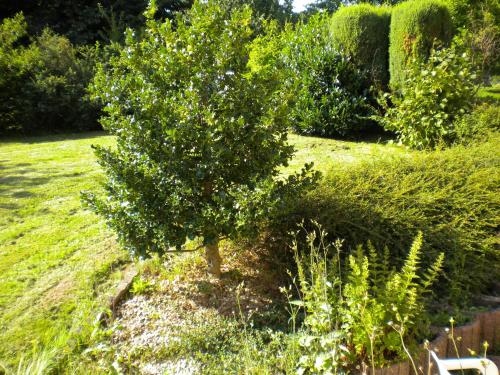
(431, 350, 499, 375)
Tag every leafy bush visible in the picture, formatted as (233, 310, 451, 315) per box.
(84, 1, 317, 277)
(252, 14, 376, 138)
(29, 30, 100, 132)
(452, 8, 500, 84)
(0, 13, 100, 134)
(270, 137, 500, 305)
(380, 42, 478, 149)
(389, 0, 453, 90)
(445, 0, 499, 32)
(444, 0, 499, 83)
(289, 49, 375, 138)
(330, 4, 391, 87)
(288, 227, 443, 373)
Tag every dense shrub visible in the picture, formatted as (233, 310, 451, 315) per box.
(251, 14, 376, 138)
(389, 0, 453, 89)
(29, 30, 100, 132)
(84, 1, 317, 277)
(380, 42, 478, 149)
(448, 0, 500, 84)
(269, 137, 500, 306)
(0, 13, 37, 131)
(0, 14, 100, 134)
(330, 4, 391, 87)
(445, 0, 499, 30)
(289, 49, 375, 138)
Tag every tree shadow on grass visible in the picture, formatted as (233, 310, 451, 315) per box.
(0, 202, 19, 210)
(299, 126, 396, 145)
(11, 191, 35, 199)
(0, 175, 52, 192)
(0, 131, 109, 145)
(0, 162, 32, 171)
(0, 165, 86, 188)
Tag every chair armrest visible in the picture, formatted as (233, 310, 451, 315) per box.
(431, 350, 498, 375)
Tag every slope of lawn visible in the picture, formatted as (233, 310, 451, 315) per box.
(286, 133, 406, 174)
(0, 131, 405, 367)
(0, 132, 128, 366)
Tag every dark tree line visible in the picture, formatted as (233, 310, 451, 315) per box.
(0, 0, 295, 45)
(0, 0, 194, 44)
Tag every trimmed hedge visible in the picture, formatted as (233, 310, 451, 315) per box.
(330, 4, 391, 87)
(389, 0, 453, 89)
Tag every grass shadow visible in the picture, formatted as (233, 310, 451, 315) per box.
(0, 170, 89, 195)
(0, 131, 109, 145)
(0, 202, 19, 210)
(0, 175, 52, 192)
(11, 191, 35, 198)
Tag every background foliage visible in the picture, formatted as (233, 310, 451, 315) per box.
(0, 0, 194, 45)
(0, 0, 295, 45)
(0, 14, 100, 134)
(447, 0, 500, 83)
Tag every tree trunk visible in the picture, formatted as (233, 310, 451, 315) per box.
(205, 241, 222, 278)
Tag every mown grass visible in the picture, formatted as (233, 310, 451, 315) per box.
(0, 131, 404, 370)
(478, 84, 500, 100)
(286, 133, 406, 174)
(0, 132, 128, 368)
(478, 76, 500, 101)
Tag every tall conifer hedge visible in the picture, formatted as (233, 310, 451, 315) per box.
(330, 4, 391, 87)
(389, 0, 453, 89)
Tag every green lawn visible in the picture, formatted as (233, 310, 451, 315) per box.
(478, 77, 500, 101)
(0, 132, 127, 366)
(286, 133, 405, 174)
(0, 131, 404, 367)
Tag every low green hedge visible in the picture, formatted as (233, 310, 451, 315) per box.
(269, 137, 500, 305)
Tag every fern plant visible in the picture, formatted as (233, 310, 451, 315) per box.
(289, 224, 444, 374)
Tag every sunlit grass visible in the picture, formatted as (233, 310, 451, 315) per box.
(478, 84, 500, 100)
(285, 133, 407, 175)
(0, 132, 128, 367)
